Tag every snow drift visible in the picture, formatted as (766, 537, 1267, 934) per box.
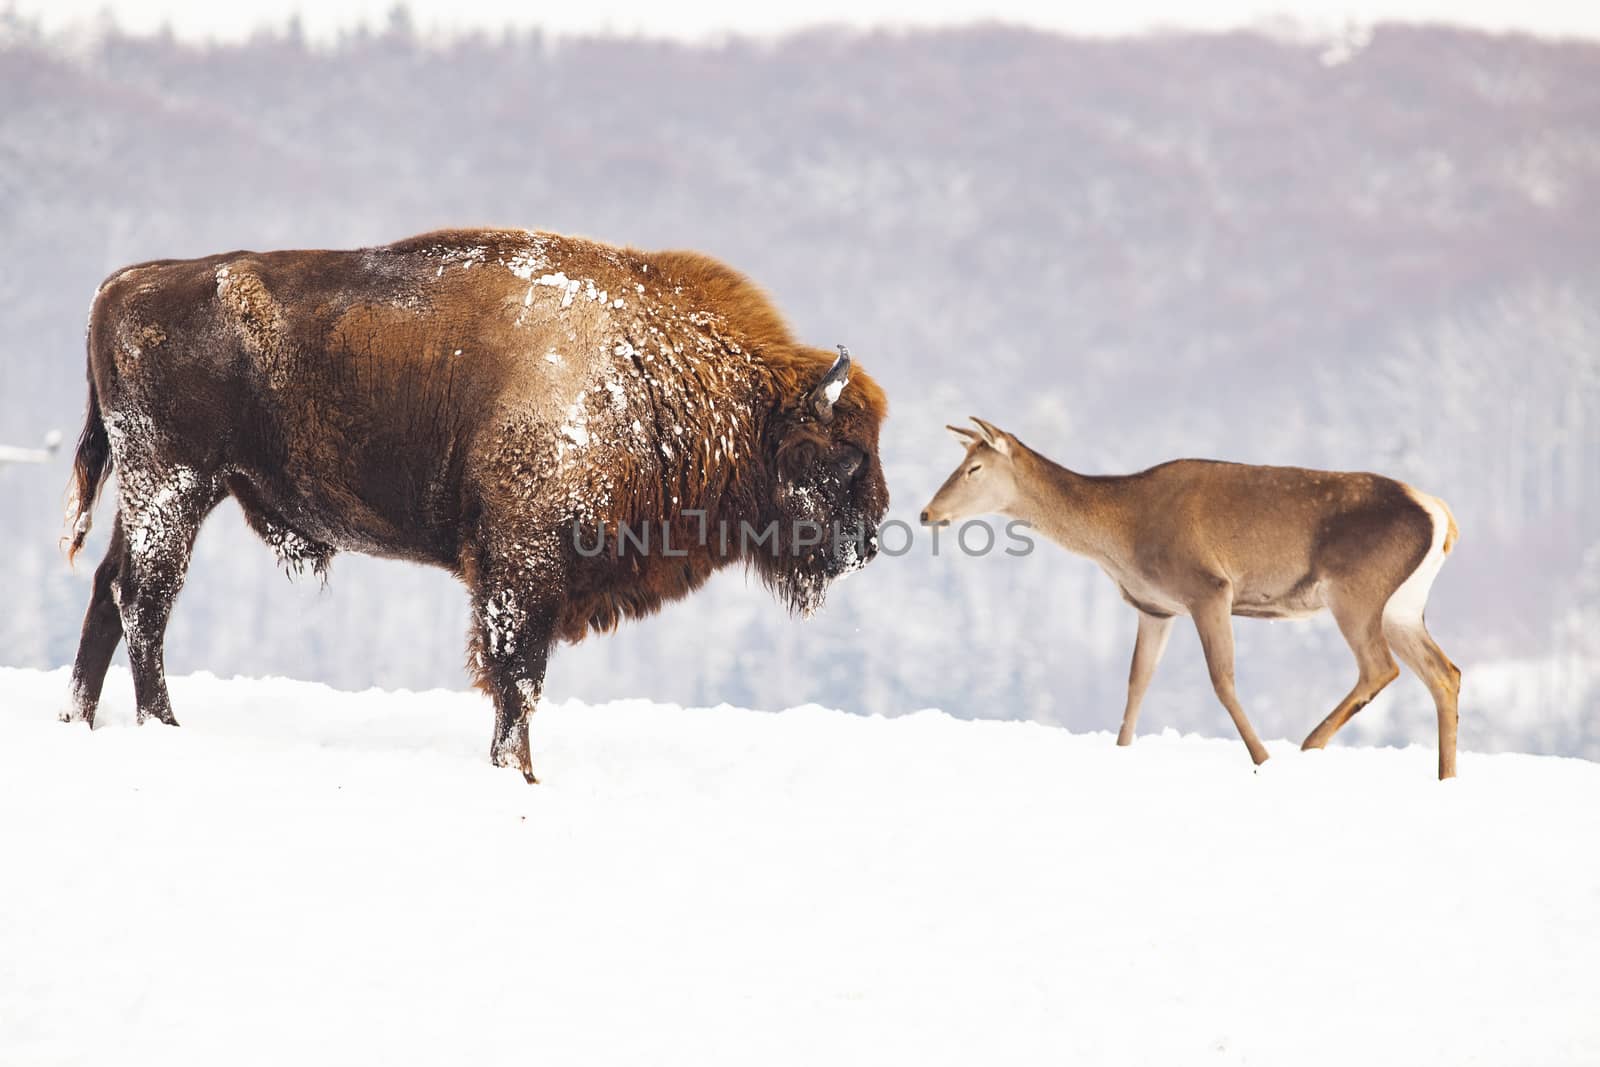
(2, 666, 1596, 1066)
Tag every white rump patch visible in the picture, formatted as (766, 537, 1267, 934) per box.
(1383, 488, 1450, 628)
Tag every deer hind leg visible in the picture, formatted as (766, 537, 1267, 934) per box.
(1190, 588, 1270, 766)
(113, 461, 219, 727)
(1118, 611, 1174, 746)
(1385, 619, 1461, 780)
(63, 517, 128, 726)
(1302, 592, 1399, 752)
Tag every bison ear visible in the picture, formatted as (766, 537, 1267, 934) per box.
(810, 345, 852, 422)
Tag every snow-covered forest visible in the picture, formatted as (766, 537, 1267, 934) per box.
(1, 15, 1596, 756)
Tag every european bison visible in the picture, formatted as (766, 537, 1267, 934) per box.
(63, 229, 890, 780)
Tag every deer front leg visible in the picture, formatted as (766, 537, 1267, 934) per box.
(1118, 610, 1174, 746)
(468, 562, 562, 784)
(1190, 588, 1270, 766)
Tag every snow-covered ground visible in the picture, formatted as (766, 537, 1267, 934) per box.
(3, 666, 1597, 1066)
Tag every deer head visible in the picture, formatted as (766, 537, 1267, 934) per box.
(920, 417, 1020, 526)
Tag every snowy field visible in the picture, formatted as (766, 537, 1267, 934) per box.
(3, 666, 1597, 1066)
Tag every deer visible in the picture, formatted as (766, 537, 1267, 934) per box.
(920, 418, 1462, 779)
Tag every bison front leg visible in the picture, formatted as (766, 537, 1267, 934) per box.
(469, 577, 561, 784)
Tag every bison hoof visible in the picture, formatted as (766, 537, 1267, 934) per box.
(137, 708, 180, 727)
(58, 707, 95, 728)
(491, 723, 536, 782)
(497, 759, 539, 784)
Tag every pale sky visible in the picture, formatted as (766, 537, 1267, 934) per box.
(13, 0, 1600, 42)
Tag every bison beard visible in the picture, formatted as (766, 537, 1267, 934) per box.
(60, 229, 889, 781)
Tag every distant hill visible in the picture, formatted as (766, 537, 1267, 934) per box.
(1, 18, 1596, 756)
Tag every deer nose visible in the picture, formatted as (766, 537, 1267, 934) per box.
(919, 509, 931, 524)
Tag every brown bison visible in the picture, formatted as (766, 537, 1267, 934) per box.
(62, 229, 890, 780)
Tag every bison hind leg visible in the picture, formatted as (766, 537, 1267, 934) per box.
(64, 516, 129, 727)
(114, 463, 222, 727)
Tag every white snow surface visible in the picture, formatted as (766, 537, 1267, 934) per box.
(2, 665, 1597, 1066)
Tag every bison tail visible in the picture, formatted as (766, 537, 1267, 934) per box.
(63, 374, 111, 566)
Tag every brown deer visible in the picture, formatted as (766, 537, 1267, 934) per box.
(921, 418, 1461, 778)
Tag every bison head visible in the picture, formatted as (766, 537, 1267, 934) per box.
(756, 346, 890, 615)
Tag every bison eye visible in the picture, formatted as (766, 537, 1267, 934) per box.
(837, 447, 864, 478)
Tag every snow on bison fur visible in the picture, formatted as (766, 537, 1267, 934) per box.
(61, 229, 890, 780)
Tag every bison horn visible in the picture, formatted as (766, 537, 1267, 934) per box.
(811, 345, 852, 421)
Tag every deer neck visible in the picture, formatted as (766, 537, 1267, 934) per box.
(1009, 448, 1129, 563)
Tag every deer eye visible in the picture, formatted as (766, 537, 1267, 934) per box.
(966, 464, 982, 477)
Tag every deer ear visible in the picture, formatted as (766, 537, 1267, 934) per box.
(968, 417, 1011, 456)
(946, 424, 980, 447)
